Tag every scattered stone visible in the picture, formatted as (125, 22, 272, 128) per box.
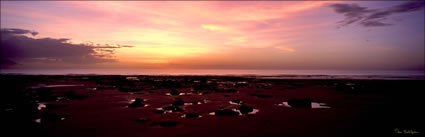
(162, 106, 174, 111)
(170, 89, 180, 96)
(128, 98, 146, 107)
(172, 99, 184, 106)
(230, 99, 243, 104)
(183, 113, 201, 118)
(40, 113, 66, 122)
(134, 98, 144, 102)
(237, 105, 254, 114)
(214, 109, 240, 116)
(192, 101, 202, 105)
(45, 104, 66, 109)
(162, 106, 184, 112)
(36, 88, 56, 101)
(64, 91, 87, 100)
(37, 103, 47, 110)
(287, 98, 312, 108)
(154, 110, 165, 114)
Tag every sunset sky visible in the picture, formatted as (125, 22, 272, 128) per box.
(1, 1, 424, 70)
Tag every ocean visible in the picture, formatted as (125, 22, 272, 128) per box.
(1, 69, 424, 76)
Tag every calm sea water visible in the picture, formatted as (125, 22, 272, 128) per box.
(1, 69, 424, 76)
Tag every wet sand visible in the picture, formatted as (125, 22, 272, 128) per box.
(1, 75, 423, 137)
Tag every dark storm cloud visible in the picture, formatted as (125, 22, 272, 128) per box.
(0, 28, 132, 68)
(330, 1, 425, 27)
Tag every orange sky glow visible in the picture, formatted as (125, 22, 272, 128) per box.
(1, 1, 424, 70)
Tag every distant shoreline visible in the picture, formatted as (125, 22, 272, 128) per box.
(1, 69, 424, 76)
(1, 73, 424, 80)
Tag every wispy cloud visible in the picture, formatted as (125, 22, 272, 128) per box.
(1, 28, 39, 36)
(330, 1, 425, 27)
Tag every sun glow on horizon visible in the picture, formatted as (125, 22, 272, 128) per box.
(1, 1, 424, 70)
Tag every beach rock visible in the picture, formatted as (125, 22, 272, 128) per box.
(154, 110, 165, 114)
(8, 102, 39, 122)
(214, 109, 239, 116)
(238, 105, 254, 114)
(170, 89, 180, 95)
(64, 91, 87, 100)
(40, 112, 65, 122)
(172, 99, 184, 106)
(36, 88, 56, 101)
(128, 103, 145, 108)
(192, 101, 201, 105)
(162, 106, 175, 111)
(287, 98, 312, 108)
(128, 98, 145, 107)
(162, 106, 184, 112)
(134, 98, 144, 102)
(174, 107, 184, 112)
(230, 99, 243, 104)
(184, 113, 200, 118)
(45, 104, 66, 109)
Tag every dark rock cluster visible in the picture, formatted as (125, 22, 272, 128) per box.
(128, 98, 146, 107)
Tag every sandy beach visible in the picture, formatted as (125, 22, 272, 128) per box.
(1, 75, 423, 137)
